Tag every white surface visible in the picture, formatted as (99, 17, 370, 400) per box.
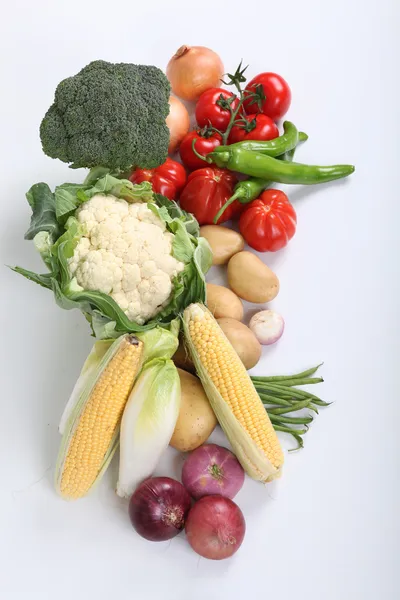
(0, 1, 399, 598)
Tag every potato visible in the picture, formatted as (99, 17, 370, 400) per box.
(217, 317, 261, 369)
(173, 336, 195, 373)
(206, 283, 244, 321)
(200, 225, 245, 265)
(170, 369, 217, 452)
(227, 251, 280, 303)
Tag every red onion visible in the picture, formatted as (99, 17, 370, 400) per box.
(182, 444, 245, 500)
(185, 495, 246, 560)
(129, 477, 191, 542)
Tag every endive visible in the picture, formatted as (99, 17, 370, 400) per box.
(117, 358, 181, 498)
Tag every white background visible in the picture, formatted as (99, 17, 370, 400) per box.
(0, 1, 399, 598)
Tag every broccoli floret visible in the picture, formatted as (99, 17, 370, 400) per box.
(40, 60, 171, 170)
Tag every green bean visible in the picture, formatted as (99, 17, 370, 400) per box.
(251, 363, 323, 382)
(268, 400, 311, 415)
(253, 383, 298, 397)
(276, 377, 324, 387)
(288, 435, 304, 452)
(256, 382, 330, 406)
(269, 414, 313, 425)
(272, 426, 305, 451)
(273, 425, 309, 436)
(255, 386, 321, 412)
(257, 393, 292, 407)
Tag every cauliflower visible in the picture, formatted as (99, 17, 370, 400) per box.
(16, 174, 212, 337)
(68, 194, 184, 324)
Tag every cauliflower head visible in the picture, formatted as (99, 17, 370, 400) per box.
(68, 194, 185, 325)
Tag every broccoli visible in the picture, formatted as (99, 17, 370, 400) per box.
(40, 60, 171, 171)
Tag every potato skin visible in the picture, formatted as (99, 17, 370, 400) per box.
(206, 283, 244, 321)
(200, 225, 245, 265)
(227, 251, 280, 303)
(173, 336, 195, 374)
(217, 317, 262, 369)
(170, 369, 217, 452)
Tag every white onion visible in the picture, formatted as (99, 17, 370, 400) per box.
(249, 310, 285, 345)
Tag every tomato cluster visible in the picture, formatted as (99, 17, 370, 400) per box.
(130, 68, 296, 253)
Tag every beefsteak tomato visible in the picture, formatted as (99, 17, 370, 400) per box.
(179, 168, 240, 225)
(239, 189, 297, 252)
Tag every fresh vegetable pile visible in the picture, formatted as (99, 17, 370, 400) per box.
(13, 46, 353, 561)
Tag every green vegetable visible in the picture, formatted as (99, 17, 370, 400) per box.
(117, 358, 181, 498)
(214, 122, 307, 156)
(251, 364, 330, 450)
(12, 174, 212, 338)
(40, 60, 171, 170)
(207, 147, 355, 185)
(213, 134, 305, 223)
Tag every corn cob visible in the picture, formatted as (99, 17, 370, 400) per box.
(183, 303, 284, 482)
(55, 334, 143, 500)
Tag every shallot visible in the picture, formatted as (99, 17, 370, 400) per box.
(249, 309, 285, 345)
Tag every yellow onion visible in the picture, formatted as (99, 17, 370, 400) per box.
(166, 45, 224, 101)
(166, 96, 190, 153)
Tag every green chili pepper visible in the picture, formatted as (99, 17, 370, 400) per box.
(212, 177, 267, 224)
(213, 121, 307, 157)
(213, 138, 303, 224)
(207, 148, 355, 184)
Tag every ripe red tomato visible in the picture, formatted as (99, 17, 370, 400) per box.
(179, 168, 240, 225)
(229, 114, 279, 144)
(129, 157, 187, 200)
(244, 73, 291, 121)
(179, 130, 222, 171)
(195, 88, 240, 131)
(239, 189, 297, 252)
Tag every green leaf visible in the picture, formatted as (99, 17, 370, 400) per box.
(11, 266, 54, 290)
(117, 180, 154, 203)
(24, 183, 61, 241)
(90, 311, 119, 339)
(154, 194, 200, 236)
(54, 183, 90, 221)
(171, 221, 195, 263)
(33, 231, 55, 270)
(194, 237, 213, 275)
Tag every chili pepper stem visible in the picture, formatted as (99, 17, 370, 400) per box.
(213, 190, 243, 224)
